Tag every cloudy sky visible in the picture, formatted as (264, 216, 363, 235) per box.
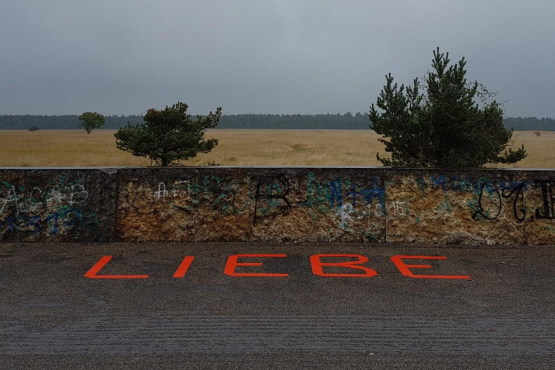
(1, 0, 554, 117)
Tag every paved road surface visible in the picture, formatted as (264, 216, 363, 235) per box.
(1, 242, 554, 369)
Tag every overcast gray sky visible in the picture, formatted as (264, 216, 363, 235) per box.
(1, 0, 554, 117)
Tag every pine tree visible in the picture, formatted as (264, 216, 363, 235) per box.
(114, 102, 220, 166)
(369, 48, 526, 167)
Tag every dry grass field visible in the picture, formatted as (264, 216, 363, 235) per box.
(0, 129, 554, 168)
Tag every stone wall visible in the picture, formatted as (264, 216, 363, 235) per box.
(116, 168, 386, 243)
(0, 168, 116, 242)
(1, 167, 554, 244)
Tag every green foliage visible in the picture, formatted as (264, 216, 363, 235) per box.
(114, 102, 221, 166)
(78, 112, 105, 134)
(369, 48, 527, 168)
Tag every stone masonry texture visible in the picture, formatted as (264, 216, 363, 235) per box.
(0, 168, 116, 242)
(1, 167, 554, 244)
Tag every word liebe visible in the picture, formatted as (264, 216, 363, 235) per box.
(85, 254, 471, 280)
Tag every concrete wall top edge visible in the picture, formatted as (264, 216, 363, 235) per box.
(2, 166, 555, 171)
(0, 167, 130, 170)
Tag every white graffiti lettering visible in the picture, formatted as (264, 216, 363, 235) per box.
(0, 183, 88, 215)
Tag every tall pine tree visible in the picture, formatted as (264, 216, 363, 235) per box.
(369, 48, 526, 167)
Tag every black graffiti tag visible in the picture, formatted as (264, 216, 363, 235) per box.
(472, 181, 526, 222)
(534, 180, 555, 220)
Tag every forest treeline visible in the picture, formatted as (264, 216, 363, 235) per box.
(1, 113, 554, 131)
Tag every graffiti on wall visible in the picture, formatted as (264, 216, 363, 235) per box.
(115, 168, 555, 244)
(3, 168, 555, 244)
(471, 180, 527, 221)
(147, 175, 250, 215)
(121, 170, 390, 242)
(144, 171, 389, 226)
(142, 172, 555, 224)
(533, 180, 555, 220)
(0, 174, 97, 238)
(252, 172, 388, 240)
(398, 173, 534, 223)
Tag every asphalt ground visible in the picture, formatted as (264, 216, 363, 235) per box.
(0, 242, 554, 369)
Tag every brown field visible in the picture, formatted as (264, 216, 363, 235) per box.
(0, 129, 554, 168)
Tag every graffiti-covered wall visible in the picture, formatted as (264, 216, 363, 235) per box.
(0, 169, 116, 242)
(2, 167, 555, 244)
(116, 168, 386, 242)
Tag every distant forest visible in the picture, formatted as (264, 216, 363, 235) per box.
(1, 113, 554, 131)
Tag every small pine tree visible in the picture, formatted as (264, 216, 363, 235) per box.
(369, 48, 526, 168)
(114, 102, 221, 166)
